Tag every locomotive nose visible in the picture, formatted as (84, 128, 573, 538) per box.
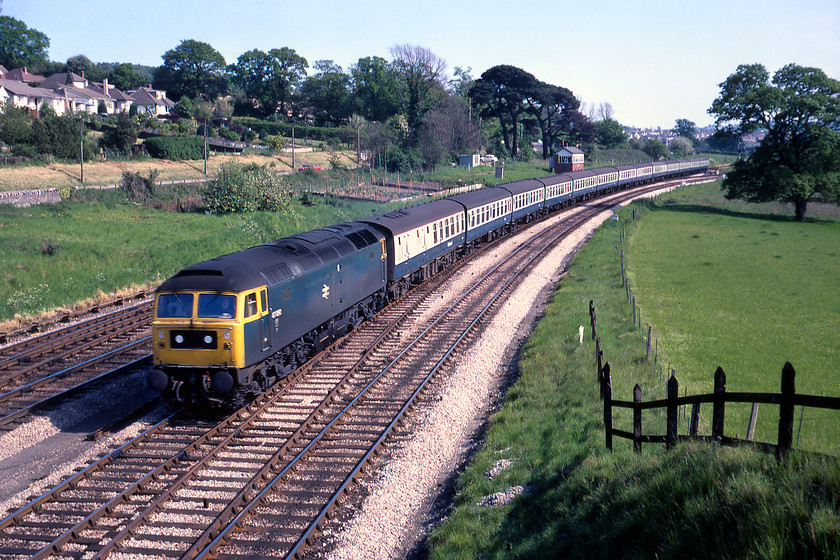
(147, 368, 169, 392)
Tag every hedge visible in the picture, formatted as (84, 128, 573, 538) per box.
(144, 136, 205, 160)
(235, 118, 356, 145)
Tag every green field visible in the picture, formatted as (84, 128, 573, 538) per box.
(628, 183, 840, 454)
(429, 183, 840, 559)
(0, 190, 405, 327)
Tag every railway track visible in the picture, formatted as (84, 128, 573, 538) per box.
(0, 301, 153, 429)
(0, 176, 711, 559)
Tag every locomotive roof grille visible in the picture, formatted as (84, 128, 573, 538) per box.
(294, 252, 322, 272)
(345, 229, 379, 249)
(316, 246, 340, 262)
(261, 262, 294, 284)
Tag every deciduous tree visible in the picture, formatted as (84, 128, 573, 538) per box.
(389, 44, 446, 136)
(0, 16, 49, 70)
(709, 63, 840, 220)
(109, 63, 146, 91)
(299, 60, 352, 126)
(230, 47, 308, 117)
(350, 56, 402, 123)
(153, 39, 229, 101)
(595, 118, 628, 149)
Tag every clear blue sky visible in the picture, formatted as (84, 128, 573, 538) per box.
(5, 0, 839, 129)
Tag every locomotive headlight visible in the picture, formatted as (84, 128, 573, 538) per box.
(175, 334, 184, 344)
(204, 335, 213, 344)
(157, 329, 164, 339)
(224, 331, 231, 341)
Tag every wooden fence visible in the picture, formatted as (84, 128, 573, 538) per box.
(589, 301, 840, 459)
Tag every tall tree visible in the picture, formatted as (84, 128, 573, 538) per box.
(230, 47, 307, 116)
(524, 80, 579, 158)
(350, 56, 402, 123)
(709, 63, 840, 220)
(389, 44, 446, 136)
(109, 63, 146, 91)
(674, 118, 698, 145)
(153, 39, 229, 101)
(470, 65, 537, 158)
(65, 54, 104, 82)
(299, 60, 352, 126)
(595, 118, 628, 149)
(0, 16, 49, 70)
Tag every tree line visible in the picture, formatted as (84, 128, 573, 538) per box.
(2, 15, 839, 220)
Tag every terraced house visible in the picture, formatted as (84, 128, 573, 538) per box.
(0, 66, 174, 117)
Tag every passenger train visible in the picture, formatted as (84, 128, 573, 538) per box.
(148, 157, 710, 407)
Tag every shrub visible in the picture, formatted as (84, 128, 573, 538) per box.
(144, 136, 204, 160)
(203, 161, 293, 213)
(120, 170, 158, 201)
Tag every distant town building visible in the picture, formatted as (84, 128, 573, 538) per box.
(552, 146, 584, 173)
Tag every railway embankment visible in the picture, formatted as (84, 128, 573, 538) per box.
(427, 184, 840, 559)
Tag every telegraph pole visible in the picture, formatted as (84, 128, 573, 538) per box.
(79, 114, 84, 185)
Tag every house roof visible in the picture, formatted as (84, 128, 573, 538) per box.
(555, 146, 584, 155)
(129, 87, 175, 108)
(89, 82, 133, 101)
(0, 79, 62, 100)
(39, 72, 87, 89)
(3, 67, 46, 84)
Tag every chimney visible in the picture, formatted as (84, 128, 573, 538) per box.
(103, 77, 110, 97)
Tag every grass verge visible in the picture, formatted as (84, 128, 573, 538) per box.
(0, 191, 405, 329)
(428, 186, 840, 559)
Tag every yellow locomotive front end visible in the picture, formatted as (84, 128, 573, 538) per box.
(149, 290, 245, 404)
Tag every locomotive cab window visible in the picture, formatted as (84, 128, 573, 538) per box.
(197, 293, 236, 318)
(260, 289, 267, 313)
(157, 293, 194, 318)
(244, 293, 258, 318)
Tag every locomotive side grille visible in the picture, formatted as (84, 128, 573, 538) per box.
(170, 330, 218, 349)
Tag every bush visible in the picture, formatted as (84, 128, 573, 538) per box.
(203, 161, 293, 213)
(144, 136, 204, 160)
(120, 170, 158, 201)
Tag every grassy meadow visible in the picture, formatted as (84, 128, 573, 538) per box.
(0, 189, 405, 329)
(628, 183, 840, 454)
(429, 182, 840, 559)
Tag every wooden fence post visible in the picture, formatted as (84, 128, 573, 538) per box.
(596, 336, 603, 382)
(777, 362, 796, 460)
(746, 403, 759, 441)
(633, 384, 643, 454)
(667, 373, 679, 449)
(712, 366, 726, 442)
(689, 403, 701, 437)
(646, 325, 652, 358)
(603, 363, 613, 451)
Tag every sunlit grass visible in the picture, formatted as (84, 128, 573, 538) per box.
(429, 184, 840, 559)
(628, 182, 840, 453)
(0, 191, 404, 326)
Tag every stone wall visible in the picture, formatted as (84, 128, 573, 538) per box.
(0, 188, 62, 207)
